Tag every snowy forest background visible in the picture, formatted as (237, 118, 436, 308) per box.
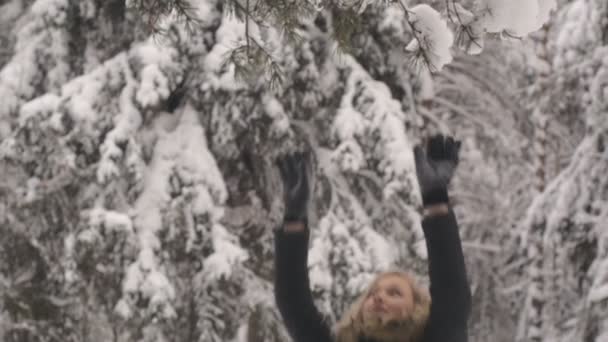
(0, 0, 607, 341)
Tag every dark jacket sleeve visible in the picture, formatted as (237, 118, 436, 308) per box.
(274, 225, 333, 342)
(421, 208, 472, 342)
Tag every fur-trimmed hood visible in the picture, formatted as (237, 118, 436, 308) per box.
(333, 272, 431, 342)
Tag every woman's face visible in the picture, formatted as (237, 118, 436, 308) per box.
(362, 275, 415, 323)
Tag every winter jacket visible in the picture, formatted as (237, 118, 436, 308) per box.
(274, 208, 472, 342)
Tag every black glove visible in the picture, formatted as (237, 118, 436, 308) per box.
(413, 134, 461, 206)
(276, 152, 310, 223)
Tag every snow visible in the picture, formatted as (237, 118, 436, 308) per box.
(449, 2, 474, 26)
(476, 0, 556, 37)
(379, 6, 407, 37)
(190, 0, 220, 26)
(0, 0, 71, 138)
(140, 270, 175, 305)
(31, 0, 68, 25)
(537, 0, 558, 25)
(332, 140, 365, 172)
(134, 38, 180, 108)
(137, 64, 171, 108)
(138, 249, 157, 271)
(360, 226, 394, 270)
(0, 0, 23, 23)
(114, 298, 132, 318)
(171, 105, 228, 205)
(418, 69, 435, 100)
(333, 106, 365, 141)
(87, 208, 134, 233)
(587, 251, 608, 303)
(330, 54, 419, 200)
(203, 15, 249, 91)
(202, 224, 249, 281)
(98, 82, 141, 183)
(18, 94, 60, 125)
(262, 94, 291, 135)
(123, 263, 144, 293)
(407, 4, 454, 72)
(116, 103, 235, 317)
(60, 66, 109, 127)
(589, 282, 608, 303)
(309, 220, 334, 290)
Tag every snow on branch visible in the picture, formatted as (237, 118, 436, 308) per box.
(0, 0, 70, 138)
(400, 0, 557, 71)
(117, 104, 236, 320)
(332, 53, 419, 202)
(404, 4, 454, 72)
(128, 0, 557, 77)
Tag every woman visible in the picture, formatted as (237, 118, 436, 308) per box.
(274, 134, 471, 342)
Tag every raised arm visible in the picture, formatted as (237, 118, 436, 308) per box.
(414, 135, 472, 342)
(274, 153, 333, 342)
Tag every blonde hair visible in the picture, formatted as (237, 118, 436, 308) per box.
(333, 271, 431, 342)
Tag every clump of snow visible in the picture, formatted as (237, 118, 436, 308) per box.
(23, 177, 40, 203)
(589, 258, 608, 302)
(202, 224, 249, 281)
(31, 0, 68, 25)
(98, 82, 142, 183)
(333, 106, 365, 141)
(406, 4, 454, 72)
(87, 208, 134, 233)
(203, 15, 250, 91)
(137, 64, 170, 108)
(134, 39, 178, 108)
(475, 0, 557, 37)
(450, 2, 475, 25)
(379, 6, 407, 37)
(262, 94, 291, 135)
(331, 105, 367, 172)
(114, 298, 132, 318)
(0, 0, 23, 23)
(309, 216, 335, 291)
(190, 0, 220, 27)
(59, 58, 121, 132)
(118, 262, 177, 319)
(140, 270, 176, 306)
(202, 11, 285, 90)
(398, 0, 557, 63)
(77, 207, 134, 245)
(18, 94, 60, 125)
(332, 140, 365, 172)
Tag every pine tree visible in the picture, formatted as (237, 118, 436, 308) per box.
(515, 0, 608, 340)
(0, 0, 564, 341)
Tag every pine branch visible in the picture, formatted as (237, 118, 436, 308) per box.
(222, 36, 284, 90)
(445, 0, 483, 54)
(396, 0, 437, 72)
(128, 0, 202, 34)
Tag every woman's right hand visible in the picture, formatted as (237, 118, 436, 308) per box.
(276, 152, 310, 224)
(413, 134, 461, 207)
